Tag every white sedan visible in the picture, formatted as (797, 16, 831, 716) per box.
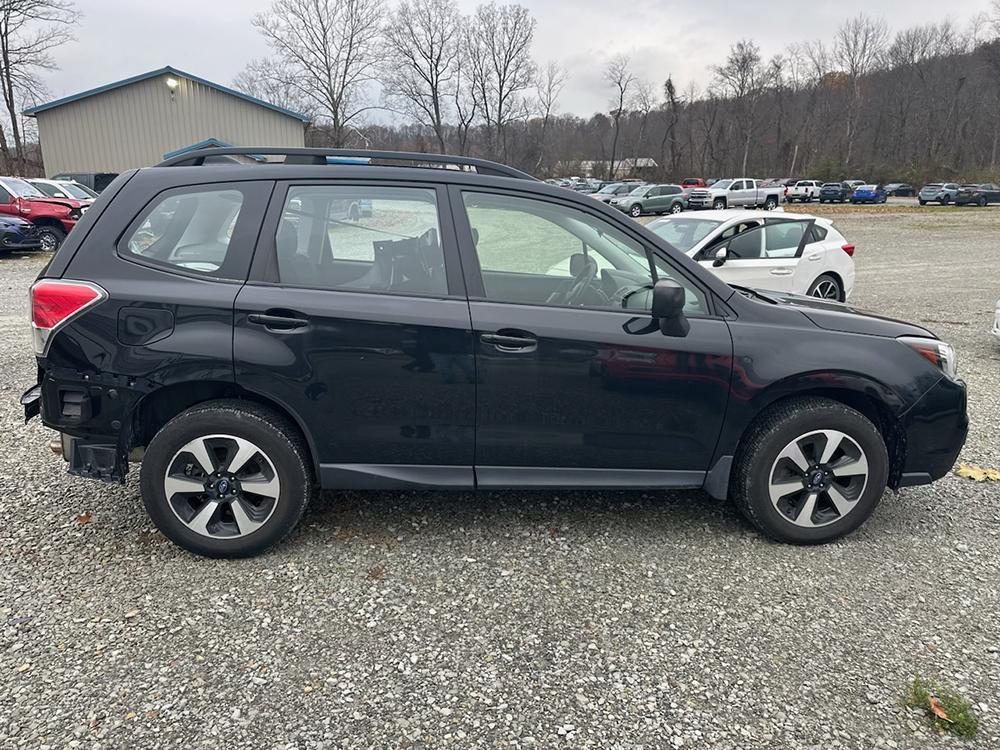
(645, 209, 856, 300)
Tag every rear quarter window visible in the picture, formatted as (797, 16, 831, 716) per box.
(118, 183, 270, 281)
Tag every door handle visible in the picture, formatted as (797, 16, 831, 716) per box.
(769, 268, 793, 276)
(481, 331, 537, 352)
(807, 253, 822, 261)
(247, 312, 309, 331)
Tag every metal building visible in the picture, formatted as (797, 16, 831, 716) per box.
(24, 66, 309, 176)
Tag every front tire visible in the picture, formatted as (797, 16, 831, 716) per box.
(140, 400, 314, 558)
(37, 226, 65, 252)
(730, 397, 889, 544)
(629, 204, 642, 217)
(712, 199, 726, 211)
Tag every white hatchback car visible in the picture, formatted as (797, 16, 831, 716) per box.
(646, 210, 856, 300)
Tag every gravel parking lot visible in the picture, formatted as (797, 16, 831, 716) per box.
(2, 205, 999, 749)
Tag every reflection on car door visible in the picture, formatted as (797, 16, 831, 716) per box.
(452, 187, 734, 487)
(698, 220, 813, 294)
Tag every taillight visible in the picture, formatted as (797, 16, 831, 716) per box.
(30, 279, 107, 356)
(841, 244, 855, 257)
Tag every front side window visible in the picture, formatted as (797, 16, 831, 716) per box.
(31, 182, 65, 198)
(648, 218, 721, 253)
(275, 185, 446, 296)
(462, 191, 708, 315)
(124, 188, 244, 274)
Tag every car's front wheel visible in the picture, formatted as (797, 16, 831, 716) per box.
(37, 226, 65, 252)
(712, 199, 726, 210)
(730, 397, 889, 544)
(140, 400, 314, 558)
(629, 204, 642, 217)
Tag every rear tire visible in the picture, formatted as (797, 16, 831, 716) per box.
(730, 397, 889, 544)
(763, 196, 779, 211)
(669, 201, 683, 214)
(140, 400, 314, 558)
(807, 273, 843, 301)
(919, 199, 927, 206)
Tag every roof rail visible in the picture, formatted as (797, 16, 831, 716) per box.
(155, 147, 536, 180)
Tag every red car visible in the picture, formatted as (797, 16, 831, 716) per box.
(0, 176, 85, 250)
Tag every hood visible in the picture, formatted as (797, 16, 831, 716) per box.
(23, 196, 83, 209)
(761, 290, 935, 339)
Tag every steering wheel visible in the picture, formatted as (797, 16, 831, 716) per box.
(546, 256, 598, 306)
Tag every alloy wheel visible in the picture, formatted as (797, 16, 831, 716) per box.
(164, 434, 280, 538)
(812, 279, 841, 300)
(39, 231, 58, 252)
(768, 429, 869, 528)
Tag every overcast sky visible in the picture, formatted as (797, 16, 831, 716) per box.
(42, 0, 992, 120)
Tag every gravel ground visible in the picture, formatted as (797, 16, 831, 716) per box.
(1, 206, 999, 749)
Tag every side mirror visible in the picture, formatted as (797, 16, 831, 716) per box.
(712, 246, 728, 267)
(651, 280, 690, 337)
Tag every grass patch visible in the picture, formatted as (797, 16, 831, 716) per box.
(903, 676, 979, 738)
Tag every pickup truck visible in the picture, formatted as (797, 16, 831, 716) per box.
(785, 180, 823, 203)
(686, 178, 783, 211)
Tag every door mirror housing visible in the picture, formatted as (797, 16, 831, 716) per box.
(712, 246, 728, 267)
(651, 280, 690, 337)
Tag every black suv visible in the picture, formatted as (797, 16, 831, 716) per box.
(22, 149, 968, 558)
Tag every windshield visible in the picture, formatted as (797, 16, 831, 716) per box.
(629, 185, 649, 196)
(59, 182, 96, 199)
(924, 184, 942, 189)
(822, 183, 842, 188)
(859, 185, 878, 190)
(712, 180, 733, 190)
(597, 183, 621, 194)
(4, 178, 44, 198)
(646, 217, 722, 253)
(30, 181, 63, 198)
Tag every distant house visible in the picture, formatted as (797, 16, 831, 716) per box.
(577, 158, 659, 179)
(24, 65, 309, 177)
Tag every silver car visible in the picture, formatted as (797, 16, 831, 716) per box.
(918, 183, 959, 205)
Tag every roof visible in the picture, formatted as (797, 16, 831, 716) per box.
(23, 66, 310, 122)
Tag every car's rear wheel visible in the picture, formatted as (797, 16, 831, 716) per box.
(808, 273, 842, 301)
(629, 204, 642, 217)
(978, 196, 987, 207)
(730, 397, 889, 544)
(919, 199, 927, 206)
(763, 197, 778, 211)
(140, 400, 314, 558)
(669, 201, 683, 214)
(37, 226, 65, 252)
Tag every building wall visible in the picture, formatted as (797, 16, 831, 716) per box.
(34, 72, 305, 176)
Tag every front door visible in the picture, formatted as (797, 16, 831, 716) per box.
(451, 188, 733, 487)
(235, 181, 476, 488)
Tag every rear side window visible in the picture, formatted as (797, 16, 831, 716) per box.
(274, 185, 447, 296)
(123, 188, 245, 276)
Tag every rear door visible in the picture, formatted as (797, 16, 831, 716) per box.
(234, 180, 476, 488)
(698, 219, 813, 294)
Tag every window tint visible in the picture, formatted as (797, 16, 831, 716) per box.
(275, 185, 446, 296)
(808, 225, 828, 242)
(125, 189, 244, 275)
(664, 186, 681, 195)
(462, 191, 708, 315)
(0, 186, 13, 202)
(730, 181, 744, 190)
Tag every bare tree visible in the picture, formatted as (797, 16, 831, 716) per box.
(451, 28, 479, 156)
(605, 54, 635, 180)
(233, 58, 315, 119)
(465, 2, 536, 161)
(0, 0, 79, 174)
(631, 79, 655, 161)
(712, 39, 776, 175)
(834, 14, 888, 165)
(252, 0, 384, 147)
(383, 0, 461, 153)
(532, 60, 566, 172)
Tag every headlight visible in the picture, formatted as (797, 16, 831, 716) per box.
(898, 336, 958, 380)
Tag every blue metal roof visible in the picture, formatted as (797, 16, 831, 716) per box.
(23, 66, 310, 122)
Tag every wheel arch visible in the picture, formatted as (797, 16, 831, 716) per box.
(811, 270, 846, 301)
(127, 381, 319, 481)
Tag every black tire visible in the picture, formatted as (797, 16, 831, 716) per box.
(730, 397, 889, 544)
(669, 201, 684, 214)
(807, 273, 843, 301)
(37, 226, 65, 252)
(629, 204, 642, 217)
(939, 196, 949, 205)
(140, 400, 314, 558)
(763, 196, 778, 211)
(978, 196, 987, 207)
(712, 199, 726, 211)
(919, 199, 926, 206)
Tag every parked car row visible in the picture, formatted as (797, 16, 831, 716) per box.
(0, 177, 96, 254)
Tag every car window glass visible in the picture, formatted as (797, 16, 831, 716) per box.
(727, 227, 764, 259)
(275, 185, 446, 296)
(462, 191, 708, 316)
(647, 218, 720, 253)
(763, 222, 808, 258)
(125, 189, 244, 274)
